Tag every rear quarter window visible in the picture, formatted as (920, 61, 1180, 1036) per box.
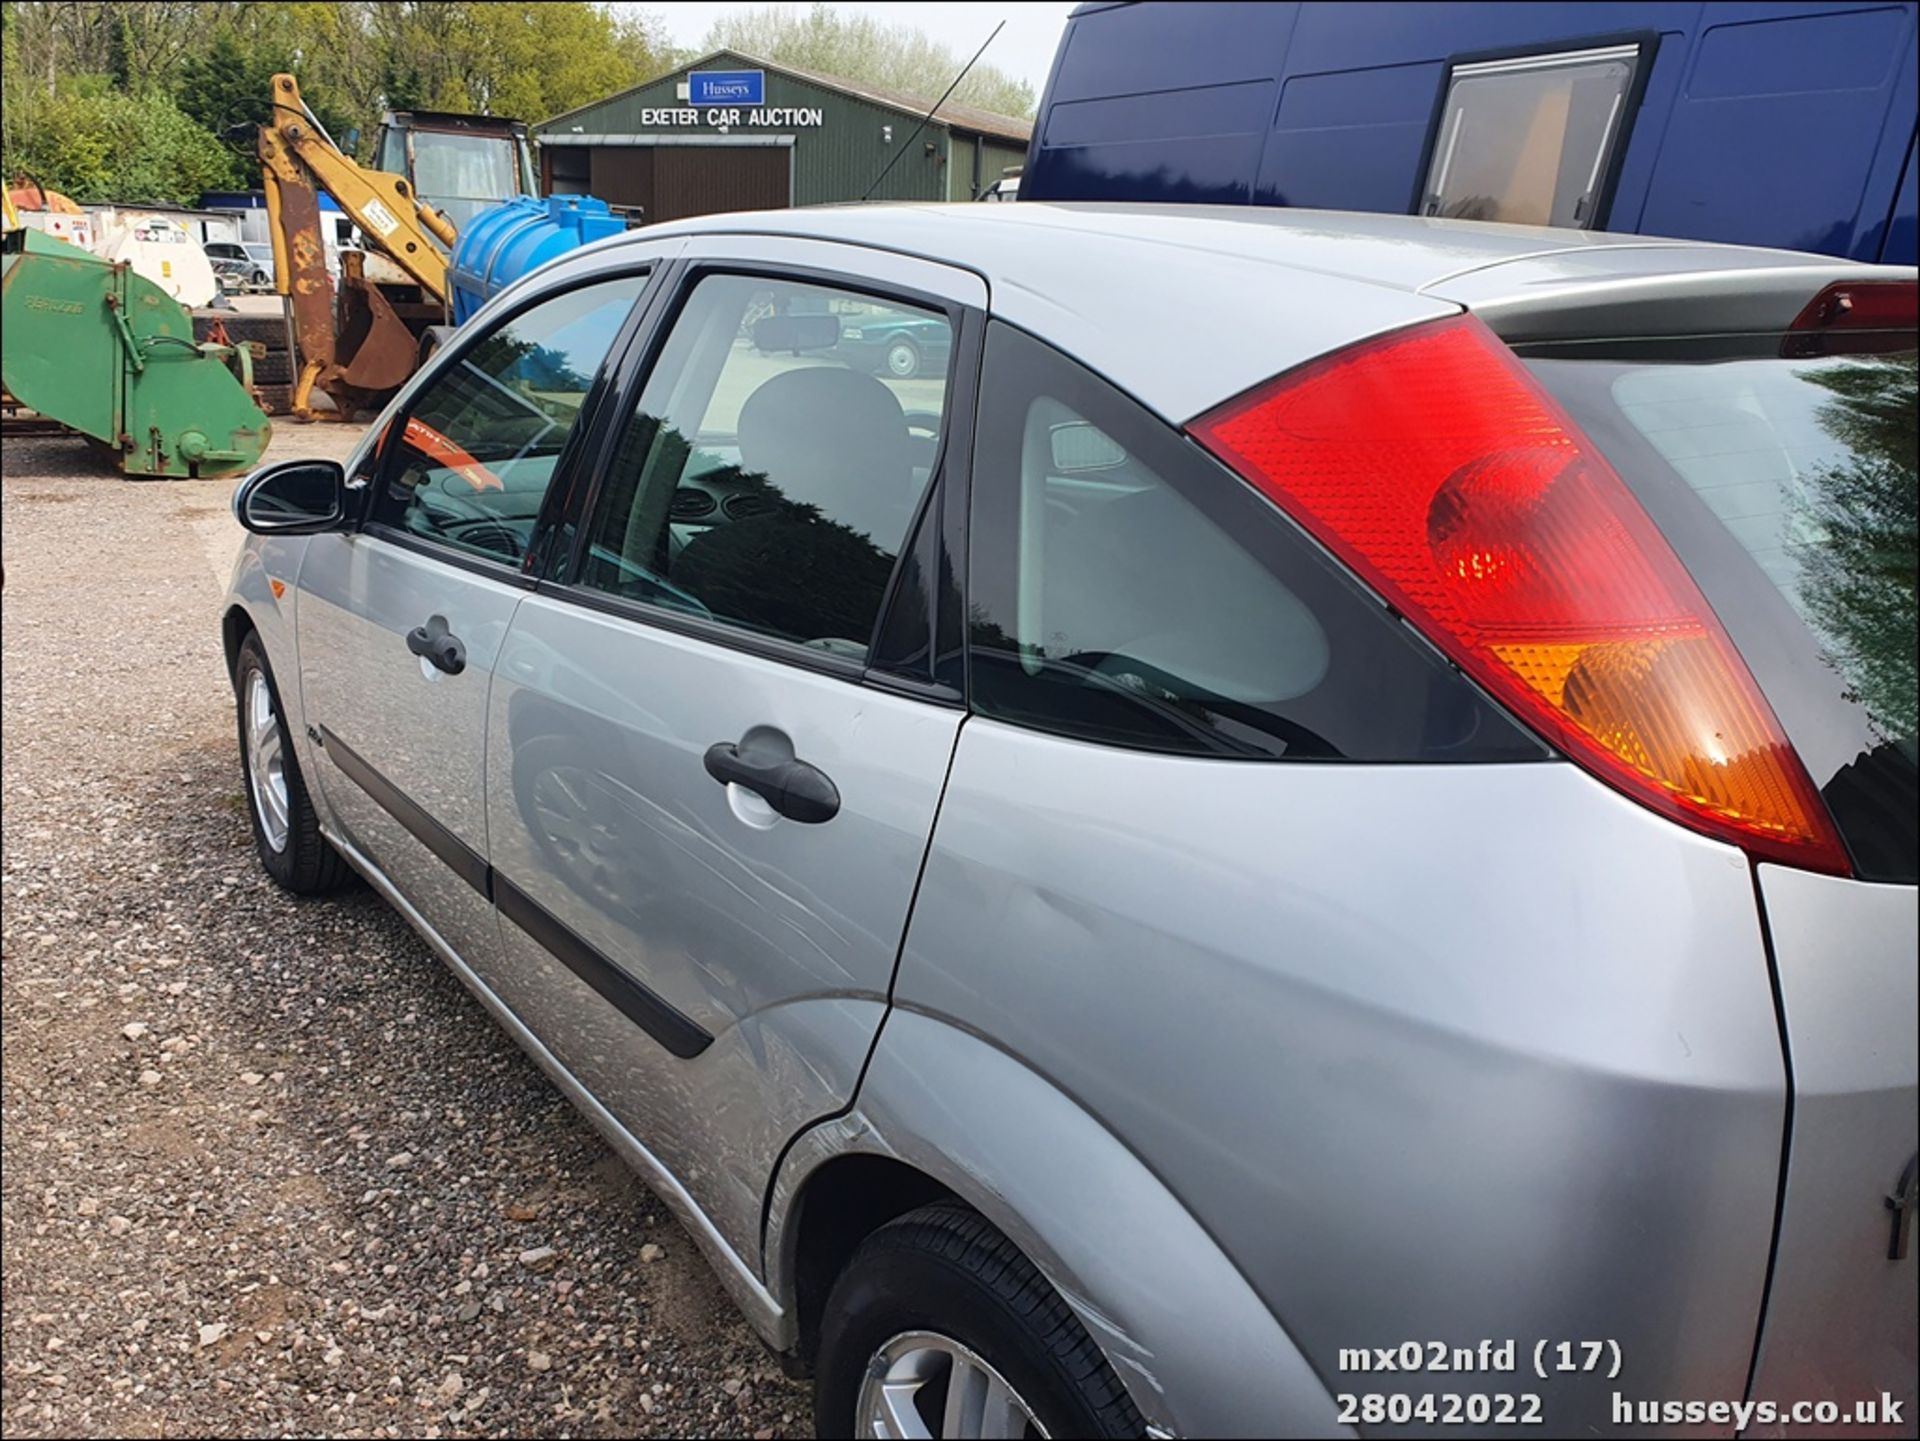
(966, 322, 1546, 763)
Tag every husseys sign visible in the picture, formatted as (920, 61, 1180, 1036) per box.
(646, 70, 823, 128)
(689, 70, 765, 106)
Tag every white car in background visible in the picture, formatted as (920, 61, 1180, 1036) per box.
(205, 240, 275, 291)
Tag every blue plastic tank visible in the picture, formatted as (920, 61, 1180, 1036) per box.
(449, 195, 627, 324)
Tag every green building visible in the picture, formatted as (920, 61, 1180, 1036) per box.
(533, 48, 1032, 224)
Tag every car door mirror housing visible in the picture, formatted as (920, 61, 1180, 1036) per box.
(234, 459, 349, 535)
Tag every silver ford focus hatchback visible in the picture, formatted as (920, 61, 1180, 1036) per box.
(224, 205, 1917, 1438)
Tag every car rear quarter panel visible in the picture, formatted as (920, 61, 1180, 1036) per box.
(768, 1010, 1350, 1439)
(891, 719, 1787, 1434)
(1745, 864, 1917, 1432)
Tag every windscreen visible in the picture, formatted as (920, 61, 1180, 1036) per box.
(1525, 342, 1917, 881)
(411, 132, 522, 231)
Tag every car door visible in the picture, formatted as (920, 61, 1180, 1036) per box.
(296, 269, 654, 970)
(483, 241, 986, 1258)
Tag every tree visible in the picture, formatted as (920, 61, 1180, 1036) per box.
(175, 29, 293, 147)
(2, 81, 240, 203)
(1790, 353, 1919, 742)
(0, 1, 672, 201)
(704, 3, 1035, 119)
(370, 2, 669, 120)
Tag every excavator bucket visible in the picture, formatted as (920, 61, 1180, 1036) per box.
(1, 228, 270, 479)
(328, 250, 418, 407)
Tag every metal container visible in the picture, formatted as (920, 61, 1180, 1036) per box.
(448, 195, 625, 324)
(2, 227, 269, 479)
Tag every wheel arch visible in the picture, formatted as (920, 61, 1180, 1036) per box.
(222, 601, 257, 679)
(764, 1009, 1350, 1439)
(774, 1153, 957, 1376)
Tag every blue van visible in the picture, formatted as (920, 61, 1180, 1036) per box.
(1023, 1, 1918, 263)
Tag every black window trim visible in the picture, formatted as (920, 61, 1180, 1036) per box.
(354, 261, 664, 587)
(1410, 29, 1660, 232)
(532, 254, 982, 700)
(526, 255, 690, 582)
(864, 304, 984, 701)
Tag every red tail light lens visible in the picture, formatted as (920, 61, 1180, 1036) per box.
(1190, 314, 1852, 875)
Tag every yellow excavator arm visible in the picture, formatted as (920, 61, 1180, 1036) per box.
(259, 72, 453, 297)
(258, 72, 457, 417)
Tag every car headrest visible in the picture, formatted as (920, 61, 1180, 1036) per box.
(737, 366, 913, 546)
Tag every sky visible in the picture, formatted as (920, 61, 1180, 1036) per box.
(635, 2, 1077, 98)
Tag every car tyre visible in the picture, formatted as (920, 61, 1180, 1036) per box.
(250, 269, 268, 288)
(815, 1202, 1144, 1439)
(883, 336, 921, 379)
(234, 632, 351, 895)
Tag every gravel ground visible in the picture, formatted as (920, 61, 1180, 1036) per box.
(2, 428, 811, 1438)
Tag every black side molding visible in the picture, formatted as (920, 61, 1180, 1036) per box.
(317, 727, 714, 1062)
(493, 874, 713, 1060)
(319, 727, 491, 898)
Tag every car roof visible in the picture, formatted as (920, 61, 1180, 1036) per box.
(594, 203, 1914, 420)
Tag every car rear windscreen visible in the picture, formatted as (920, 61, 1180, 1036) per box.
(1524, 342, 1917, 882)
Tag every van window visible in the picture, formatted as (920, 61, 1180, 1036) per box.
(1422, 44, 1640, 228)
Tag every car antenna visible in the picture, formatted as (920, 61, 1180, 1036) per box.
(861, 20, 1006, 202)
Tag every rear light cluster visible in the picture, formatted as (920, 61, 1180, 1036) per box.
(1190, 314, 1851, 875)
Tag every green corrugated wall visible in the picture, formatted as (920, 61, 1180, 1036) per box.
(979, 138, 1029, 188)
(948, 133, 977, 201)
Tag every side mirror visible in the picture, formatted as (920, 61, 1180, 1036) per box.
(234, 459, 348, 535)
(1050, 420, 1127, 473)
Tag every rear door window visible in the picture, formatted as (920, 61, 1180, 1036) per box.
(966, 322, 1545, 762)
(1422, 44, 1640, 227)
(1526, 343, 1918, 881)
(574, 273, 951, 662)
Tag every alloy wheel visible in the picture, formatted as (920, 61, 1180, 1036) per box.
(243, 669, 290, 853)
(854, 1331, 1046, 1439)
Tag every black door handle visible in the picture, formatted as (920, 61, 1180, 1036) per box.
(704, 731, 840, 824)
(405, 614, 466, 675)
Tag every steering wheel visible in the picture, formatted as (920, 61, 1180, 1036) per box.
(903, 410, 943, 439)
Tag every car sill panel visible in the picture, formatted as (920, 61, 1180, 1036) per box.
(316, 821, 792, 1348)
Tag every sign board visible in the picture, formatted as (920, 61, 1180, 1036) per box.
(635, 107, 823, 129)
(689, 70, 765, 106)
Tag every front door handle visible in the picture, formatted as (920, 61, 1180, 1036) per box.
(405, 614, 466, 675)
(703, 729, 840, 824)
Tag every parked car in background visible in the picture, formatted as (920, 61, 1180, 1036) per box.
(978, 169, 1020, 202)
(206, 240, 274, 290)
(1024, 0, 1919, 263)
(832, 305, 952, 378)
(221, 203, 1917, 1438)
(207, 254, 256, 293)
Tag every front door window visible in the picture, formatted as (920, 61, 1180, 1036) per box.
(371, 275, 649, 564)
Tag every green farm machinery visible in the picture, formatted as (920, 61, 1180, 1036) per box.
(2, 227, 270, 479)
